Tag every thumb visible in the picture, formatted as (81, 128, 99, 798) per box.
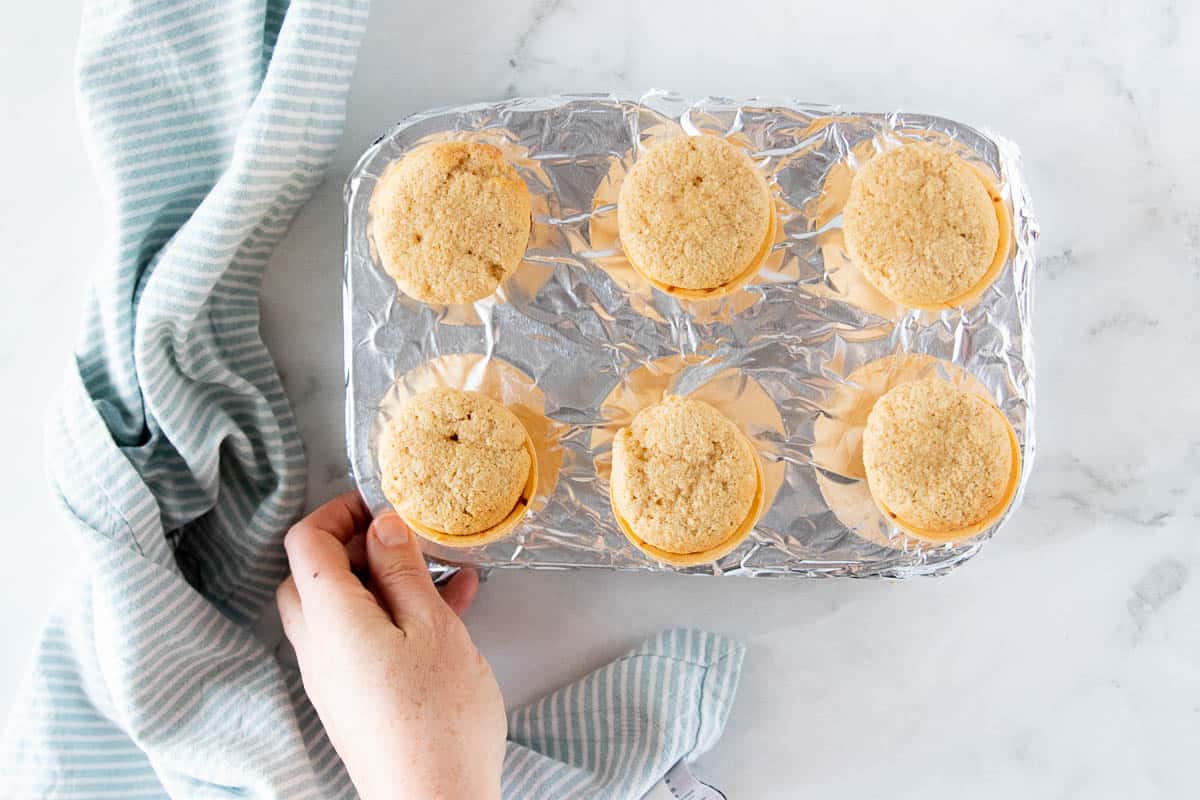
(367, 513, 443, 624)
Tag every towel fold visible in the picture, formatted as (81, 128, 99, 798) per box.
(0, 2, 744, 798)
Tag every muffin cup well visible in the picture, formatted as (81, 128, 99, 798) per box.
(870, 402, 1021, 544)
(589, 130, 782, 313)
(366, 133, 554, 327)
(610, 440, 766, 567)
(812, 138, 1014, 317)
(590, 355, 786, 507)
(813, 353, 1018, 548)
(373, 353, 564, 549)
(592, 354, 783, 568)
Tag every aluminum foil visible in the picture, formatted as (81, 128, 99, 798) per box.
(344, 90, 1038, 579)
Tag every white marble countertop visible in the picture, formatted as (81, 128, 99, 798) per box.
(2, 1, 1197, 796)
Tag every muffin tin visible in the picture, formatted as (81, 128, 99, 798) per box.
(344, 90, 1039, 579)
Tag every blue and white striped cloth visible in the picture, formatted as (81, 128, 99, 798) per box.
(0, 2, 745, 798)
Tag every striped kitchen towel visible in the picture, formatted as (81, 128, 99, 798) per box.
(0, 2, 745, 798)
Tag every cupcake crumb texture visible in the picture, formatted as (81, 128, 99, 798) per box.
(611, 395, 757, 553)
(618, 135, 772, 291)
(379, 387, 531, 535)
(843, 141, 1000, 306)
(370, 141, 530, 305)
(862, 378, 1012, 532)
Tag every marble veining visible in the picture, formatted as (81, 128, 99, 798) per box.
(504, 0, 567, 97)
(1125, 557, 1189, 642)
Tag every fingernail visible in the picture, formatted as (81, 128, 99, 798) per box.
(374, 514, 409, 547)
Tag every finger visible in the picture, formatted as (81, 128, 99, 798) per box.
(366, 513, 443, 624)
(297, 491, 373, 545)
(285, 494, 380, 618)
(275, 576, 309, 654)
(284, 520, 360, 600)
(437, 568, 480, 617)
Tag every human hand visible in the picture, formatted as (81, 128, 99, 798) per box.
(276, 492, 506, 800)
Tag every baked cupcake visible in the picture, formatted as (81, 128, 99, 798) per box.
(842, 141, 1004, 308)
(610, 395, 763, 565)
(617, 135, 775, 298)
(862, 377, 1019, 542)
(369, 141, 531, 305)
(378, 387, 536, 546)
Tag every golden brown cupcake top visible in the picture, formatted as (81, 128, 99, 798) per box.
(611, 395, 758, 554)
(369, 141, 531, 305)
(862, 378, 1013, 533)
(842, 141, 1000, 307)
(617, 135, 773, 291)
(378, 387, 531, 535)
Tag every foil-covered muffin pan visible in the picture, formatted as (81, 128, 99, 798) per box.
(344, 90, 1038, 579)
